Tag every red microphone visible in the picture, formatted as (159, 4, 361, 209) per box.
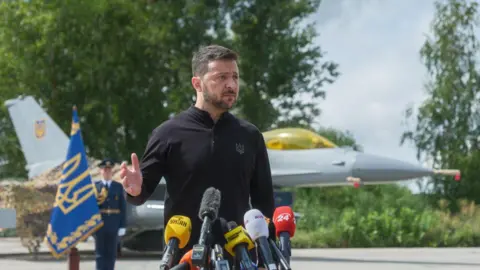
(273, 206, 296, 264)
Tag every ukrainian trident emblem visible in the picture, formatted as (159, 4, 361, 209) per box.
(34, 119, 46, 139)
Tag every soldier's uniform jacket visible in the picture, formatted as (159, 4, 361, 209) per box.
(95, 180, 126, 233)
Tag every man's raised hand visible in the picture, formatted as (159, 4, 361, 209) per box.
(120, 153, 142, 196)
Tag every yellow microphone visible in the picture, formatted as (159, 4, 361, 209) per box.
(222, 219, 256, 270)
(159, 215, 192, 270)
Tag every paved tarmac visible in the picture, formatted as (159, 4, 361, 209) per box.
(1, 238, 480, 269)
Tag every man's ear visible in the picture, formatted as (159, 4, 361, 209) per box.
(191, 76, 202, 92)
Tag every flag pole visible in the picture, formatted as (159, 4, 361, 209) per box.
(68, 245, 80, 270)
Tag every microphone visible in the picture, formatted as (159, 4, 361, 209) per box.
(170, 249, 199, 270)
(272, 206, 296, 264)
(243, 209, 278, 270)
(169, 263, 190, 270)
(268, 239, 291, 270)
(221, 219, 256, 270)
(191, 187, 221, 268)
(212, 244, 230, 270)
(160, 215, 193, 270)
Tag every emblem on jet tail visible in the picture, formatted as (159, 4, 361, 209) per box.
(34, 119, 46, 139)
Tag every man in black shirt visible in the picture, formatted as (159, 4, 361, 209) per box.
(120, 44, 275, 268)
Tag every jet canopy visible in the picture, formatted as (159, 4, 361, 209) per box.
(262, 128, 337, 150)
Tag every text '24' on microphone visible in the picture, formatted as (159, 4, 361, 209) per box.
(221, 218, 256, 270)
(191, 187, 221, 268)
(273, 206, 296, 264)
(159, 215, 192, 270)
(244, 209, 278, 270)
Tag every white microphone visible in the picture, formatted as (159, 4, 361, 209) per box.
(244, 209, 278, 270)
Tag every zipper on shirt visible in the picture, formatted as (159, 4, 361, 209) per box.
(211, 124, 216, 154)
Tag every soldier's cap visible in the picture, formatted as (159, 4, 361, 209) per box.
(99, 158, 116, 168)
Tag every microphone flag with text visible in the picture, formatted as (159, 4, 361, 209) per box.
(244, 209, 278, 270)
(191, 187, 221, 268)
(160, 215, 193, 270)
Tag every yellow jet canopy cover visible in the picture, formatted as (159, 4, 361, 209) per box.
(262, 128, 337, 150)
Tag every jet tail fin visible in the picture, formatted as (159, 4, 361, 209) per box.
(4, 96, 69, 179)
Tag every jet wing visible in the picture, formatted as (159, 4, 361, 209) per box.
(268, 148, 438, 187)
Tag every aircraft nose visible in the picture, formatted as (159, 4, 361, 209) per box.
(352, 153, 433, 182)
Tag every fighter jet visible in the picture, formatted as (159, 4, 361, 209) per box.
(2, 95, 460, 252)
(4, 96, 460, 186)
(262, 128, 461, 188)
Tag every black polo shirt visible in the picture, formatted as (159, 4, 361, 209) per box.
(126, 106, 275, 251)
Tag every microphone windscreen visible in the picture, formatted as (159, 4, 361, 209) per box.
(164, 215, 192, 248)
(243, 209, 269, 240)
(179, 249, 194, 269)
(198, 187, 221, 221)
(226, 221, 238, 231)
(219, 217, 230, 234)
(273, 206, 296, 237)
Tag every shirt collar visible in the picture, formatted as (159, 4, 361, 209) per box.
(102, 179, 112, 186)
(187, 105, 232, 127)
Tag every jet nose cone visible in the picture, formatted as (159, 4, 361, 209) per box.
(352, 153, 433, 182)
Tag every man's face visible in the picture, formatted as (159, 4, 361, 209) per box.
(194, 59, 239, 110)
(101, 167, 113, 180)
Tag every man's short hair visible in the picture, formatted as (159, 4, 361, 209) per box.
(192, 44, 239, 77)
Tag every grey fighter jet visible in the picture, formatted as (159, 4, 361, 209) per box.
(3, 95, 460, 252)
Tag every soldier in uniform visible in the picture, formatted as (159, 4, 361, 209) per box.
(94, 158, 127, 270)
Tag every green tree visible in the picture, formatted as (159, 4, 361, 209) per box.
(0, 0, 228, 174)
(0, 0, 335, 178)
(0, 107, 27, 179)
(317, 127, 363, 151)
(401, 0, 480, 207)
(227, 0, 340, 131)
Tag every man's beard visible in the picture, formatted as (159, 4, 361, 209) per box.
(202, 84, 237, 110)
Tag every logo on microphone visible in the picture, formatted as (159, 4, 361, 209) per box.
(170, 217, 188, 227)
(275, 213, 294, 224)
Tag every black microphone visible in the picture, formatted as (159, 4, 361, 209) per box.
(221, 219, 256, 270)
(268, 239, 291, 270)
(191, 187, 221, 268)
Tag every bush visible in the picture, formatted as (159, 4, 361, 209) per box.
(0, 184, 57, 257)
(0, 228, 17, 237)
(291, 185, 480, 248)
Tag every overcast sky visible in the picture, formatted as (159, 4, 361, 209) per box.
(309, 0, 439, 192)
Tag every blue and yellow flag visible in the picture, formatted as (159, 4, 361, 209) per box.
(45, 106, 103, 258)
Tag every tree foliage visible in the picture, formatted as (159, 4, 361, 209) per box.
(401, 0, 480, 206)
(317, 127, 363, 151)
(0, 0, 337, 179)
(227, 0, 339, 130)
